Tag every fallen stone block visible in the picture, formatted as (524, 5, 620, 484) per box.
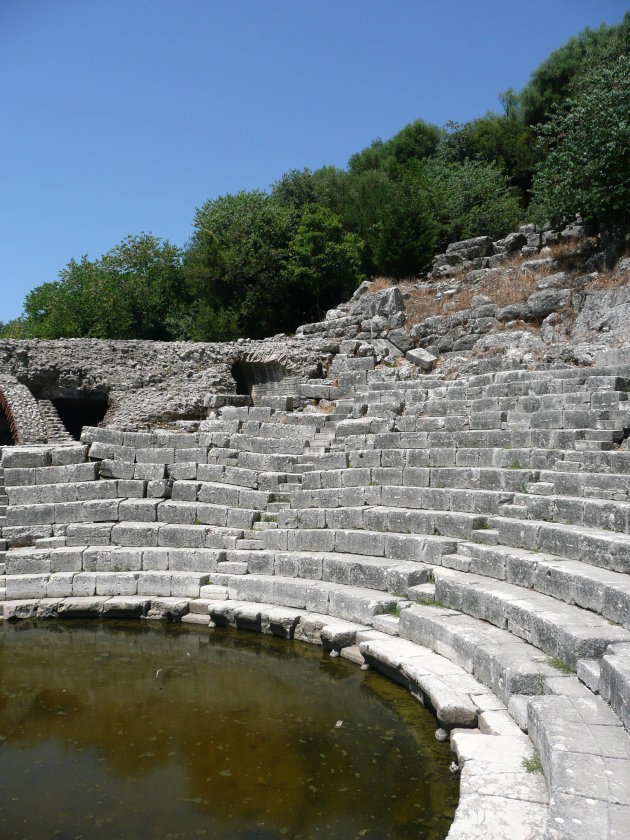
(406, 348, 438, 371)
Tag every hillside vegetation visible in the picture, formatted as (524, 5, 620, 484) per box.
(2, 13, 629, 343)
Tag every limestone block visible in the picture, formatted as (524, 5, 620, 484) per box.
(137, 572, 172, 596)
(157, 501, 196, 525)
(118, 499, 159, 522)
(72, 572, 97, 597)
(234, 603, 262, 631)
(170, 572, 209, 597)
(1, 600, 39, 620)
(217, 561, 248, 575)
(3, 447, 51, 468)
(197, 483, 239, 506)
(57, 596, 108, 617)
(335, 529, 385, 557)
(6, 504, 54, 526)
(6, 574, 48, 600)
(142, 548, 169, 570)
(372, 614, 400, 636)
(112, 522, 159, 547)
(116, 479, 147, 499)
(227, 574, 273, 603)
(96, 572, 138, 596)
(5, 550, 50, 575)
(288, 529, 334, 553)
(329, 587, 398, 624)
(146, 480, 172, 498)
(50, 445, 89, 466)
(3, 525, 52, 546)
(287, 611, 326, 644)
(147, 597, 189, 620)
(168, 548, 221, 572)
(323, 557, 385, 590)
(227, 508, 257, 529)
(76, 482, 119, 502)
(245, 551, 274, 575)
(135, 447, 173, 464)
(45, 572, 75, 598)
(260, 605, 302, 637)
(158, 524, 204, 548)
(134, 462, 166, 480)
(49, 548, 84, 573)
(102, 596, 150, 618)
(167, 462, 198, 480)
(600, 643, 630, 733)
(100, 460, 135, 479)
(66, 523, 112, 546)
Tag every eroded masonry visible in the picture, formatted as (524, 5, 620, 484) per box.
(2, 224, 630, 840)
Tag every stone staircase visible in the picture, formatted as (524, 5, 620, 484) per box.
(37, 399, 74, 443)
(5, 351, 630, 837)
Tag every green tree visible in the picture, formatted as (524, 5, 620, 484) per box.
(5, 235, 184, 340)
(184, 190, 296, 338)
(426, 157, 523, 249)
(518, 19, 626, 126)
(287, 204, 363, 321)
(348, 119, 441, 175)
(440, 114, 536, 197)
(530, 52, 630, 229)
(270, 168, 317, 213)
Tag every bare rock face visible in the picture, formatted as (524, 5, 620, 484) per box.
(527, 288, 572, 319)
(348, 286, 404, 320)
(572, 285, 630, 342)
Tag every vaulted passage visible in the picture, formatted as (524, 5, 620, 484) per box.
(231, 360, 303, 405)
(231, 360, 288, 395)
(52, 396, 109, 441)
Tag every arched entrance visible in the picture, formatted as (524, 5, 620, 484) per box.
(0, 376, 47, 446)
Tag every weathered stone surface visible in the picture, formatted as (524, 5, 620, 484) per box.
(526, 288, 571, 318)
(406, 348, 437, 371)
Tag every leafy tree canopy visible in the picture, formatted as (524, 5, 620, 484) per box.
(530, 51, 630, 229)
(3, 13, 629, 341)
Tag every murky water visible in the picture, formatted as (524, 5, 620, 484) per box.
(0, 621, 458, 839)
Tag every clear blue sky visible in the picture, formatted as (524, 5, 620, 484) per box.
(1, 0, 627, 322)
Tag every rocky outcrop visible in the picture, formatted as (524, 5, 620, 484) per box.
(0, 223, 628, 437)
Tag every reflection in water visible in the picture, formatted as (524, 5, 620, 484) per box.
(0, 620, 458, 839)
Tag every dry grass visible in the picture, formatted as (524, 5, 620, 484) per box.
(585, 266, 629, 292)
(380, 239, 628, 333)
(484, 270, 538, 308)
(315, 400, 335, 414)
(404, 287, 448, 322)
(369, 277, 395, 292)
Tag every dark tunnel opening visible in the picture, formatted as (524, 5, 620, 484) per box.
(0, 406, 13, 446)
(52, 397, 109, 441)
(231, 360, 288, 397)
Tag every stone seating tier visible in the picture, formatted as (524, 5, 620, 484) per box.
(5, 356, 630, 838)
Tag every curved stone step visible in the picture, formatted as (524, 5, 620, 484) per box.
(490, 515, 630, 574)
(1, 594, 188, 621)
(433, 568, 630, 669)
(446, 541, 630, 629)
(6, 480, 120, 506)
(5, 569, 213, 600)
(397, 597, 630, 836)
(264, 526, 457, 563)
(223, 574, 403, 626)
